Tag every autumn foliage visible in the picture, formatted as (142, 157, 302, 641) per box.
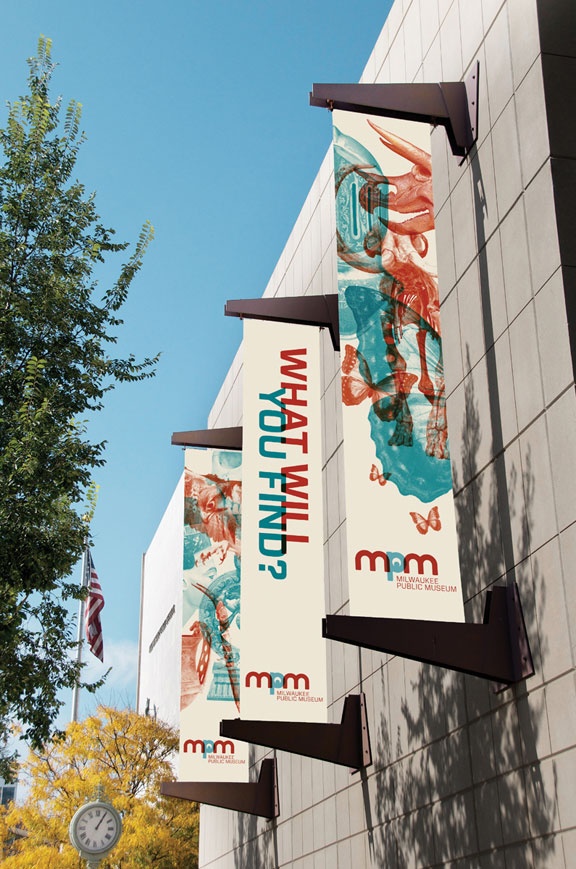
(0, 707, 198, 867)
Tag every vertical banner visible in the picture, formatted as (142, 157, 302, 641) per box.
(179, 448, 248, 782)
(333, 111, 465, 622)
(241, 319, 327, 721)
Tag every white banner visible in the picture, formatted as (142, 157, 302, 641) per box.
(179, 448, 248, 782)
(240, 319, 327, 721)
(333, 111, 465, 622)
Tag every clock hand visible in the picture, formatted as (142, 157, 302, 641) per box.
(94, 811, 108, 831)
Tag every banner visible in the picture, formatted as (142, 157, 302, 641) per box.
(333, 110, 465, 622)
(179, 448, 248, 782)
(240, 319, 327, 721)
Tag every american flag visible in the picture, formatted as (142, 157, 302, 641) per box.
(84, 549, 105, 662)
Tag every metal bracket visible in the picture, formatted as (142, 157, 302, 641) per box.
(160, 758, 279, 820)
(323, 584, 534, 689)
(225, 294, 340, 351)
(221, 693, 371, 771)
(310, 62, 480, 158)
(171, 427, 243, 449)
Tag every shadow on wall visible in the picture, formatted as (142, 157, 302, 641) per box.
(367, 355, 553, 866)
(233, 811, 275, 869)
(233, 746, 277, 869)
(367, 140, 556, 866)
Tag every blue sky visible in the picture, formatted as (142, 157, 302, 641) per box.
(1, 0, 392, 722)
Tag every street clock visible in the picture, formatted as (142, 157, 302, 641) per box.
(69, 799, 122, 864)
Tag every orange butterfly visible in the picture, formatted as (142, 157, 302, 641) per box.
(409, 506, 441, 534)
(369, 464, 391, 486)
(342, 344, 358, 375)
(341, 344, 397, 407)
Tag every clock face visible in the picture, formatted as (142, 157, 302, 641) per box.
(71, 802, 122, 855)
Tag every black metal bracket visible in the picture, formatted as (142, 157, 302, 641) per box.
(323, 584, 534, 690)
(160, 758, 279, 820)
(221, 693, 371, 771)
(171, 427, 243, 449)
(225, 294, 340, 351)
(310, 61, 480, 158)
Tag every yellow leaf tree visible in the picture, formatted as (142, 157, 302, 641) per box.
(0, 707, 198, 867)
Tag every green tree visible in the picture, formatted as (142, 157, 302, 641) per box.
(0, 37, 157, 776)
(1, 707, 199, 867)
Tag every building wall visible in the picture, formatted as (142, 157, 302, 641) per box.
(137, 475, 183, 728)
(166, 0, 576, 865)
(0, 780, 17, 807)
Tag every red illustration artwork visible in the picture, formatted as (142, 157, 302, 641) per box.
(337, 121, 448, 463)
(409, 506, 442, 534)
(369, 463, 390, 486)
(184, 470, 241, 556)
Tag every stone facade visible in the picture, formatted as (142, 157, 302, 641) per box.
(162, 1, 576, 865)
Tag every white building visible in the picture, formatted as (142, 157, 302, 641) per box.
(137, 477, 183, 729)
(139, 0, 576, 864)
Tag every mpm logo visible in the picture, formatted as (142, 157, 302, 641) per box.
(245, 671, 310, 695)
(355, 549, 438, 582)
(183, 739, 234, 759)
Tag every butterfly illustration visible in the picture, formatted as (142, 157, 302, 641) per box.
(369, 464, 391, 486)
(342, 344, 358, 375)
(409, 506, 441, 534)
(341, 344, 402, 407)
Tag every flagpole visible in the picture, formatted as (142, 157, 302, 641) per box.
(71, 542, 89, 723)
